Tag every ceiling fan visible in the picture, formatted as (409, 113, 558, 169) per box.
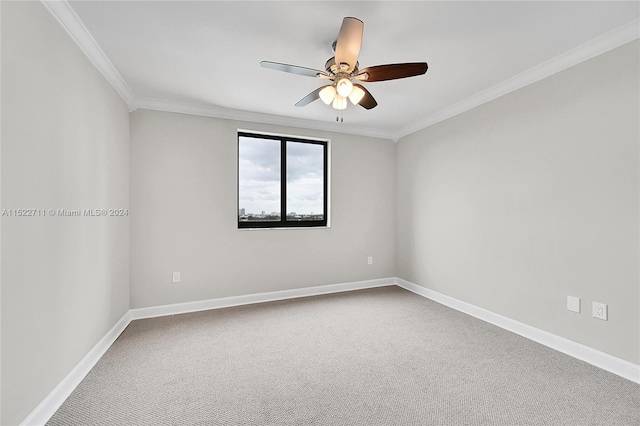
(260, 17, 428, 118)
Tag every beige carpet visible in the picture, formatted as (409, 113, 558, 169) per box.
(48, 286, 639, 425)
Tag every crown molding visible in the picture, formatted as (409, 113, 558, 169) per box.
(41, 0, 637, 141)
(41, 0, 137, 111)
(39, 0, 391, 140)
(395, 17, 640, 141)
(135, 97, 396, 141)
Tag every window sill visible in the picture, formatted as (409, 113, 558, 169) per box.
(237, 225, 330, 231)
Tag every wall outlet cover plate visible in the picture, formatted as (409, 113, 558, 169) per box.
(592, 301, 608, 320)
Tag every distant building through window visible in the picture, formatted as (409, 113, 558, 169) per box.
(238, 131, 328, 229)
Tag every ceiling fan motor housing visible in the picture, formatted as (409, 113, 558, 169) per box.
(324, 57, 359, 77)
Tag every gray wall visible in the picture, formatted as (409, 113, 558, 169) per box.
(130, 110, 396, 308)
(1, 2, 130, 424)
(1, 1, 637, 423)
(396, 41, 639, 364)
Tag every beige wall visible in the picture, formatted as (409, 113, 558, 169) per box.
(396, 41, 639, 364)
(1, 2, 130, 424)
(130, 110, 396, 308)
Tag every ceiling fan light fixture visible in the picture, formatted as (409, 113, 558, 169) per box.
(336, 77, 353, 97)
(261, 17, 428, 115)
(332, 95, 347, 110)
(319, 85, 337, 105)
(348, 85, 365, 105)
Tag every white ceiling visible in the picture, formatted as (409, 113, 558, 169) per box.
(56, 1, 639, 140)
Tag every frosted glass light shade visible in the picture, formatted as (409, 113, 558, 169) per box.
(319, 86, 336, 105)
(348, 86, 365, 105)
(336, 78, 353, 97)
(332, 95, 347, 110)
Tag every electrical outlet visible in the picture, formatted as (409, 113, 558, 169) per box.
(367, 256, 373, 265)
(172, 272, 181, 283)
(567, 296, 580, 313)
(592, 302, 607, 320)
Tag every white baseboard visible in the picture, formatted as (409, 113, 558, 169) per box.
(23, 276, 637, 425)
(21, 277, 395, 425)
(130, 277, 396, 320)
(395, 278, 640, 384)
(21, 311, 132, 426)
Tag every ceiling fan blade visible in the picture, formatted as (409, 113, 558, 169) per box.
(334, 17, 363, 73)
(353, 84, 377, 109)
(295, 86, 325, 107)
(358, 63, 428, 82)
(261, 61, 328, 78)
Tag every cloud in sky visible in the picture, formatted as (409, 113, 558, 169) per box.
(238, 136, 324, 215)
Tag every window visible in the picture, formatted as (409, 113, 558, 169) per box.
(238, 131, 328, 228)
